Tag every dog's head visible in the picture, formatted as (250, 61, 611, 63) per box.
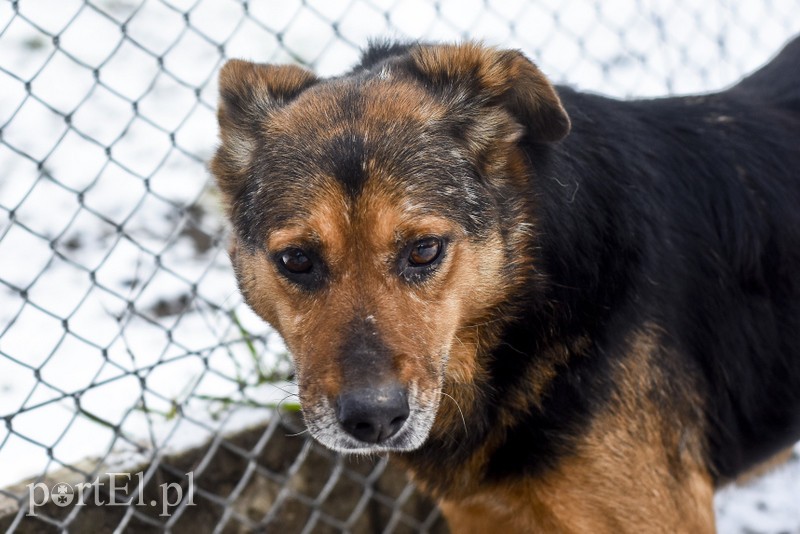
(212, 43, 569, 453)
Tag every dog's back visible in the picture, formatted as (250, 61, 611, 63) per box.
(734, 35, 800, 112)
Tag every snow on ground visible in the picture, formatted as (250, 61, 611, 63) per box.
(0, 0, 798, 531)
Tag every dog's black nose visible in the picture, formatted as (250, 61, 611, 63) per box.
(336, 385, 409, 444)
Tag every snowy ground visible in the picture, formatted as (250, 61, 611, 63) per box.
(0, 0, 798, 532)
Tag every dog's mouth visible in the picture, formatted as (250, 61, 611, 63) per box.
(301, 382, 442, 454)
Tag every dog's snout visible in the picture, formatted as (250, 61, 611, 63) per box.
(336, 385, 409, 444)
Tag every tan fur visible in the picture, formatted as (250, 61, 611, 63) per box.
(437, 327, 715, 533)
(234, 167, 511, 408)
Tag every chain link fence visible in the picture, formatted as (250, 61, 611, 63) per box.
(0, 0, 799, 532)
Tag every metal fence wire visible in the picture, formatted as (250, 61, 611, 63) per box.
(0, 0, 799, 532)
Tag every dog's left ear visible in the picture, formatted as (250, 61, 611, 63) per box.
(409, 43, 570, 143)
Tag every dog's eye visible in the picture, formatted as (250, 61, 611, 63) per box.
(274, 247, 326, 290)
(400, 237, 446, 283)
(408, 238, 443, 266)
(280, 248, 313, 274)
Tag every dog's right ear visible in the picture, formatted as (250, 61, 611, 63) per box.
(215, 60, 317, 164)
(213, 60, 317, 199)
(217, 59, 318, 128)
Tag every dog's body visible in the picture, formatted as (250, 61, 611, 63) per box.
(212, 37, 800, 532)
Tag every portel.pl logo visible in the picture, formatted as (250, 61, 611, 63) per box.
(27, 472, 195, 517)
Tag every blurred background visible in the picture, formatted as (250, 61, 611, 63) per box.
(0, 0, 799, 532)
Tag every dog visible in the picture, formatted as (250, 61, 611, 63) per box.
(211, 37, 800, 532)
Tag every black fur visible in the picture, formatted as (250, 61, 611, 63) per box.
(538, 75, 800, 480)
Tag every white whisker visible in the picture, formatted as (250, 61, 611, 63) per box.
(441, 391, 468, 437)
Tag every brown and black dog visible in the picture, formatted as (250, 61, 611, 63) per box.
(211, 38, 800, 532)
